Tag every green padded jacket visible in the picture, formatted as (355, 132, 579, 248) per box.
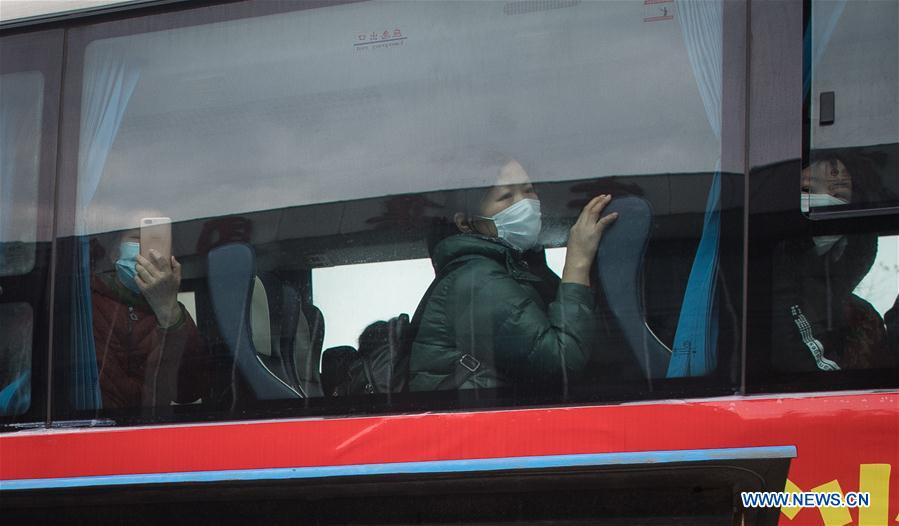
(409, 234, 598, 391)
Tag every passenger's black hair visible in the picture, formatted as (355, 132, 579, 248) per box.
(425, 150, 520, 255)
(89, 230, 123, 272)
(437, 150, 518, 218)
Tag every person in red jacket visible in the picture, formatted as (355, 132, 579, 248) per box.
(92, 229, 207, 409)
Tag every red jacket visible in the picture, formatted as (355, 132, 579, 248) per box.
(92, 274, 207, 409)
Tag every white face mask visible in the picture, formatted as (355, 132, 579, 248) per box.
(801, 192, 849, 213)
(800, 193, 849, 256)
(480, 198, 542, 252)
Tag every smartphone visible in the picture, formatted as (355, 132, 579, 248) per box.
(140, 217, 172, 261)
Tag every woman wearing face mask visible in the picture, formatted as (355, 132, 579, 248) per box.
(409, 155, 617, 391)
(91, 229, 207, 409)
(772, 154, 894, 371)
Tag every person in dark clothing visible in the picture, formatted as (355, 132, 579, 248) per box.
(772, 155, 894, 371)
(92, 229, 207, 408)
(409, 155, 617, 391)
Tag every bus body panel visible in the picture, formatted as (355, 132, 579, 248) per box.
(2, 392, 897, 524)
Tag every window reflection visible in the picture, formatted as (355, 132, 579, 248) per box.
(0, 303, 32, 416)
(0, 71, 43, 277)
(77, 0, 723, 234)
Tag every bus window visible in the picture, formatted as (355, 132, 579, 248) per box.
(312, 258, 433, 352)
(804, 0, 899, 217)
(853, 235, 899, 319)
(54, 0, 745, 422)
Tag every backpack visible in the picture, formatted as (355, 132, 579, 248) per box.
(342, 314, 412, 395)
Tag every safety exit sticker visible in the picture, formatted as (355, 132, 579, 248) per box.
(643, 0, 675, 22)
(355, 28, 407, 52)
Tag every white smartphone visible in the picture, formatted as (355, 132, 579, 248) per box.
(140, 217, 172, 261)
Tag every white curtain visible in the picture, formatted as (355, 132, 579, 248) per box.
(668, 0, 723, 377)
(71, 48, 140, 410)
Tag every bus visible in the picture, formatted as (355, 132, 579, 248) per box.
(1, 0, 897, 524)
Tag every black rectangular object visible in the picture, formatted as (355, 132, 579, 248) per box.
(820, 91, 835, 125)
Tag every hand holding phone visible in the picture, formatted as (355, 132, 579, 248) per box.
(137, 217, 181, 327)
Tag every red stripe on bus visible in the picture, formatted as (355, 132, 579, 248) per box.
(2, 394, 897, 494)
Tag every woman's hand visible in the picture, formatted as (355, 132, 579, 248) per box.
(562, 194, 618, 287)
(135, 250, 183, 328)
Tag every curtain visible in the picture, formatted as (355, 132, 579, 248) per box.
(71, 49, 140, 410)
(667, 0, 723, 378)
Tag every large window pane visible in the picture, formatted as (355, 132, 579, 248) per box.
(58, 0, 744, 423)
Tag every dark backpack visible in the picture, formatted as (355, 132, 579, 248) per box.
(342, 314, 413, 395)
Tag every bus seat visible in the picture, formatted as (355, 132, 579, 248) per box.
(207, 243, 301, 400)
(294, 305, 325, 397)
(255, 273, 324, 397)
(596, 196, 671, 379)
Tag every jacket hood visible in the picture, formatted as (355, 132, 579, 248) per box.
(431, 234, 518, 272)
(796, 233, 878, 293)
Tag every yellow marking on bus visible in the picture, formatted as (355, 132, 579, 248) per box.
(810, 480, 851, 526)
(781, 479, 803, 519)
(858, 464, 890, 525)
